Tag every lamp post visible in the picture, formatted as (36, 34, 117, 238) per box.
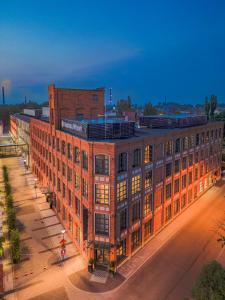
(34, 178, 37, 199)
(23, 159, 26, 175)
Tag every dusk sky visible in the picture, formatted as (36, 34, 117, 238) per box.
(0, 0, 225, 105)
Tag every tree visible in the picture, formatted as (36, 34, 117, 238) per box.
(116, 97, 133, 115)
(10, 229, 20, 263)
(204, 97, 210, 120)
(210, 95, 217, 120)
(143, 102, 158, 115)
(192, 261, 225, 300)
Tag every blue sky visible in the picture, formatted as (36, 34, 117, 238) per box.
(0, 0, 225, 105)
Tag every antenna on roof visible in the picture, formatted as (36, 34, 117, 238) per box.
(109, 87, 112, 105)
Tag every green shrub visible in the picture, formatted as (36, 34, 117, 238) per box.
(192, 261, 225, 300)
(10, 229, 20, 263)
(7, 207, 16, 231)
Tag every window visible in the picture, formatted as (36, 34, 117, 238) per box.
(144, 145, 153, 164)
(68, 189, 72, 207)
(165, 163, 172, 178)
(118, 152, 127, 173)
(189, 171, 193, 185)
(200, 165, 204, 177)
(75, 224, 80, 244)
(188, 189, 193, 203)
(95, 155, 109, 175)
(196, 134, 200, 146)
(182, 137, 189, 151)
(57, 178, 61, 192)
(57, 158, 60, 172)
(62, 183, 66, 198)
(181, 194, 186, 208)
(95, 213, 109, 236)
(194, 168, 198, 180)
(175, 138, 181, 153)
(67, 167, 72, 182)
(82, 151, 88, 170)
(67, 143, 72, 160)
(174, 160, 180, 173)
(165, 204, 172, 221)
(189, 135, 194, 148)
(133, 149, 141, 168)
(144, 219, 153, 240)
(143, 194, 153, 216)
(182, 157, 187, 170)
(132, 175, 141, 195)
(165, 140, 173, 156)
(75, 172, 80, 190)
(75, 197, 80, 217)
(132, 201, 140, 222)
(62, 141, 66, 155)
(189, 154, 193, 167)
(82, 178, 88, 198)
(69, 214, 73, 233)
(174, 179, 180, 194)
(74, 147, 80, 163)
(182, 174, 187, 189)
(56, 138, 60, 152)
(145, 170, 153, 189)
(174, 199, 180, 215)
(63, 206, 66, 221)
(166, 183, 172, 199)
(195, 151, 199, 163)
(131, 229, 141, 251)
(120, 209, 127, 231)
(117, 180, 127, 202)
(62, 163, 66, 177)
(95, 184, 109, 205)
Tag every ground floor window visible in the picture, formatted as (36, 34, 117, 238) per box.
(181, 194, 186, 209)
(144, 219, 153, 240)
(131, 228, 141, 252)
(188, 189, 192, 203)
(94, 243, 110, 265)
(165, 204, 172, 222)
(117, 239, 127, 263)
(174, 199, 180, 215)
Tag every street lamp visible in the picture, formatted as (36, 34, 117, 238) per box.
(34, 178, 38, 199)
(23, 159, 27, 175)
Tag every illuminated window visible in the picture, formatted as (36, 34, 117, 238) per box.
(82, 178, 88, 198)
(95, 155, 109, 175)
(165, 204, 172, 221)
(61, 140, 66, 155)
(181, 194, 186, 208)
(75, 197, 80, 217)
(144, 145, 153, 164)
(145, 170, 153, 189)
(75, 172, 80, 190)
(74, 147, 80, 163)
(95, 184, 109, 205)
(67, 143, 72, 160)
(117, 180, 127, 202)
(174, 159, 180, 173)
(131, 229, 141, 251)
(132, 175, 141, 195)
(165, 140, 173, 156)
(143, 194, 153, 216)
(182, 137, 189, 150)
(144, 219, 153, 240)
(67, 167, 72, 182)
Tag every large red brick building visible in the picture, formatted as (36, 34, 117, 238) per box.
(10, 84, 223, 268)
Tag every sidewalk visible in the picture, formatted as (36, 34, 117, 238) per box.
(0, 156, 86, 300)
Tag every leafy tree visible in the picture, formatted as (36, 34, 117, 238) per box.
(116, 97, 133, 115)
(210, 95, 217, 120)
(10, 229, 20, 263)
(204, 97, 210, 120)
(7, 207, 16, 231)
(192, 261, 225, 300)
(143, 102, 158, 115)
